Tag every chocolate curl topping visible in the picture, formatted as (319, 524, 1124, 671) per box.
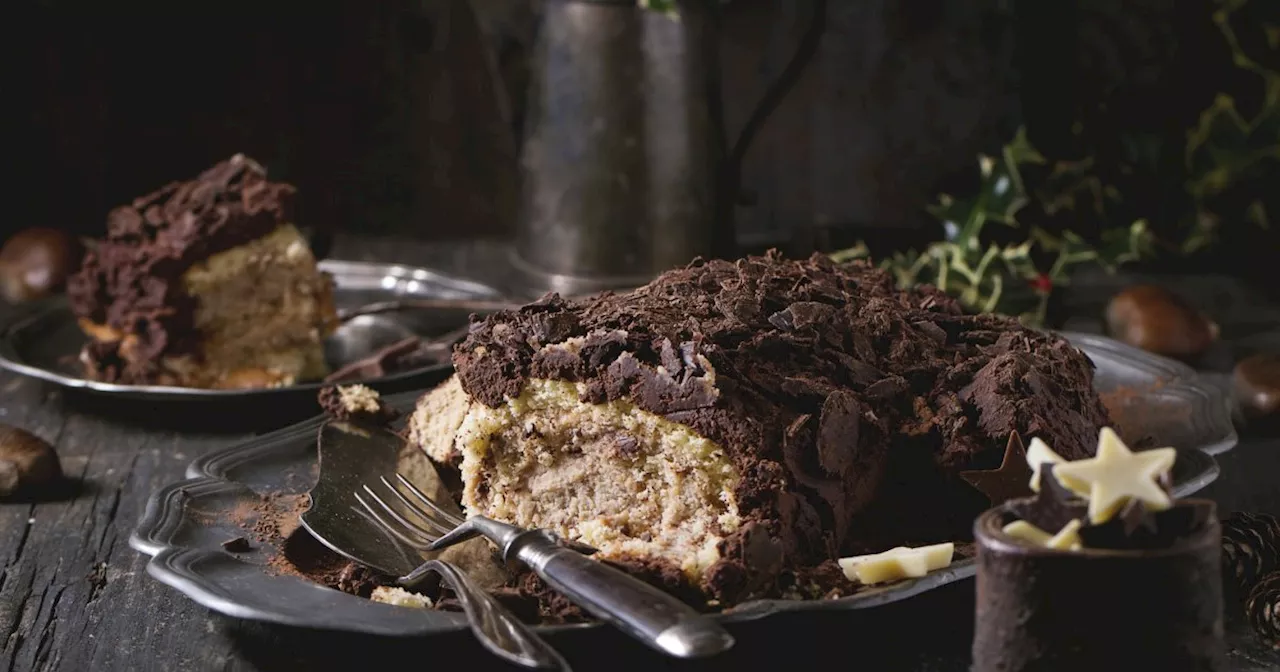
(106, 154, 295, 244)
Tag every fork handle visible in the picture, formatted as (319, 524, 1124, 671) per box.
(507, 531, 735, 659)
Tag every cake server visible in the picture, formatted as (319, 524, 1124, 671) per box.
(341, 437, 735, 659)
(302, 421, 569, 671)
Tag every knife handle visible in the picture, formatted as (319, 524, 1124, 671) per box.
(507, 530, 735, 659)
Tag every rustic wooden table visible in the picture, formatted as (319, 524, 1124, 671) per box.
(2, 236, 1279, 671)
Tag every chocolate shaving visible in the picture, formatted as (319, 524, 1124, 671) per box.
(324, 336, 445, 383)
(221, 537, 252, 553)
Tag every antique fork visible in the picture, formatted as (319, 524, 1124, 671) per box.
(305, 422, 570, 670)
(356, 474, 736, 659)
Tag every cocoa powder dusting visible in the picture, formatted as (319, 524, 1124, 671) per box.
(1099, 380, 1183, 450)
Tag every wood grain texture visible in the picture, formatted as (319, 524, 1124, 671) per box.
(0, 236, 1277, 671)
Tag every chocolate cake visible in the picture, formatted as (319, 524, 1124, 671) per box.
(409, 252, 1111, 603)
(67, 154, 337, 388)
(973, 429, 1225, 671)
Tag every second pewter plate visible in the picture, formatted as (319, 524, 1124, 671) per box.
(127, 333, 1233, 637)
(0, 260, 500, 402)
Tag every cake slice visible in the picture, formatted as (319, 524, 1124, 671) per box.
(409, 252, 1112, 603)
(67, 154, 337, 389)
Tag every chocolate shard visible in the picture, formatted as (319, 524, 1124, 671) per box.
(324, 336, 443, 383)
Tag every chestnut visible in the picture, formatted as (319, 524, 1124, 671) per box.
(1235, 352, 1280, 421)
(0, 424, 62, 499)
(1104, 285, 1219, 359)
(0, 227, 84, 303)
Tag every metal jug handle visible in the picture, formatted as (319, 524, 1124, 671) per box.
(701, 0, 828, 255)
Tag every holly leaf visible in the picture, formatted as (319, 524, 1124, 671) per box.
(1185, 0, 1280, 201)
(927, 127, 1043, 249)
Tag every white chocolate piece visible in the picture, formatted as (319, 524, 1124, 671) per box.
(370, 586, 433, 609)
(837, 542, 955, 585)
(1002, 520, 1053, 545)
(1052, 427, 1176, 524)
(1045, 519, 1083, 551)
(1002, 519, 1083, 551)
(1025, 437, 1089, 495)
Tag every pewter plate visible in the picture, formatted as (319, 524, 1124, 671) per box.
(129, 333, 1234, 637)
(0, 260, 500, 401)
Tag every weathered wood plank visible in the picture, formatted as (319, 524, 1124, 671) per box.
(0, 374, 252, 671)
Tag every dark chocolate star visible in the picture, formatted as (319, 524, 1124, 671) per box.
(1119, 499, 1162, 537)
(1080, 499, 1159, 549)
(960, 432, 1036, 506)
(1008, 464, 1090, 533)
(1079, 499, 1216, 550)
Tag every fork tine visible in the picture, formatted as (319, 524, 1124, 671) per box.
(377, 477, 455, 536)
(353, 490, 434, 550)
(358, 484, 443, 543)
(395, 472, 465, 527)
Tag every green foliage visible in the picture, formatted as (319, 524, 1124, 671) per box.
(831, 0, 1277, 326)
(638, 0, 680, 15)
(831, 128, 1153, 327)
(1183, 0, 1280, 251)
(637, 0, 680, 15)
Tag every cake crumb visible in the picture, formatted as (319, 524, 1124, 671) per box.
(371, 586, 433, 609)
(318, 384, 400, 424)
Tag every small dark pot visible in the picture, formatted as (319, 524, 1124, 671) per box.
(971, 501, 1226, 672)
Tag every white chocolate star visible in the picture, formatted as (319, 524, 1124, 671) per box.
(1046, 519, 1084, 551)
(1051, 427, 1177, 524)
(837, 543, 955, 585)
(1002, 520, 1051, 545)
(1002, 519, 1084, 551)
(1025, 437, 1089, 495)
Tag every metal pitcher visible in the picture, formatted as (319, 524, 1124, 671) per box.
(511, 0, 822, 294)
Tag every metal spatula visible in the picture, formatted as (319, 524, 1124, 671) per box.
(300, 420, 568, 670)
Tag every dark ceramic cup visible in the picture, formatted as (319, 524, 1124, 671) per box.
(972, 499, 1225, 672)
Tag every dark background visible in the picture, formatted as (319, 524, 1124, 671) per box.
(2, 0, 1269, 280)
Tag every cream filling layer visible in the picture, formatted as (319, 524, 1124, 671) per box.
(443, 377, 741, 578)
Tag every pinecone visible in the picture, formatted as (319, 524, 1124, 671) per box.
(1222, 512, 1280, 591)
(1246, 570, 1280, 649)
